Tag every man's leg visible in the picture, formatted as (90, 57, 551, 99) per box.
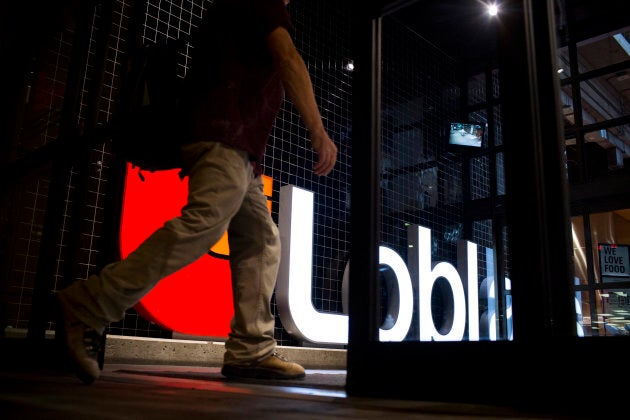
(57, 142, 251, 382)
(221, 175, 305, 379)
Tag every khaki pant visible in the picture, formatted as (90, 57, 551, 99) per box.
(59, 141, 280, 364)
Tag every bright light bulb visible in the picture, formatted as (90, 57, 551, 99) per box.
(488, 4, 499, 16)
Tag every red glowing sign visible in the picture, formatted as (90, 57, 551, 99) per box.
(119, 164, 273, 337)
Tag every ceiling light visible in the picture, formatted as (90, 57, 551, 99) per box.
(487, 3, 499, 16)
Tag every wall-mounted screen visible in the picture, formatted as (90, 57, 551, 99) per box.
(448, 122, 485, 149)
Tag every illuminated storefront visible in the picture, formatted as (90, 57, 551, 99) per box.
(1, 0, 629, 407)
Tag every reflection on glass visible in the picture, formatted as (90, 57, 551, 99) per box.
(467, 73, 486, 105)
(496, 152, 505, 195)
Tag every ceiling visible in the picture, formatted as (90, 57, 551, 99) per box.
(386, 0, 630, 160)
(386, 0, 498, 69)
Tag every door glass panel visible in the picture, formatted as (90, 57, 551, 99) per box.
(572, 210, 630, 337)
(576, 26, 630, 73)
(599, 288, 630, 336)
(558, 25, 630, 76)
(559, 24, 630, 183)
(380, 4, 509, 343)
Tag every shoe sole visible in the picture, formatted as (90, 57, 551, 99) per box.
(221, 364, 306, 380)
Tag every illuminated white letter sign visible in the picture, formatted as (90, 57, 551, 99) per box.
(276, 185, 348, 344)
(276, 185, 512, 345)
(277, 186, 415, 344)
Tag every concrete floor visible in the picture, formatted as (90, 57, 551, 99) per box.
(0, 336, 598, 419)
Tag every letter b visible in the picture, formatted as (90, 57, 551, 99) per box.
(408, 225, 466, 341)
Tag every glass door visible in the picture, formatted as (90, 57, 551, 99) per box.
(344, 0, 625, 408)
